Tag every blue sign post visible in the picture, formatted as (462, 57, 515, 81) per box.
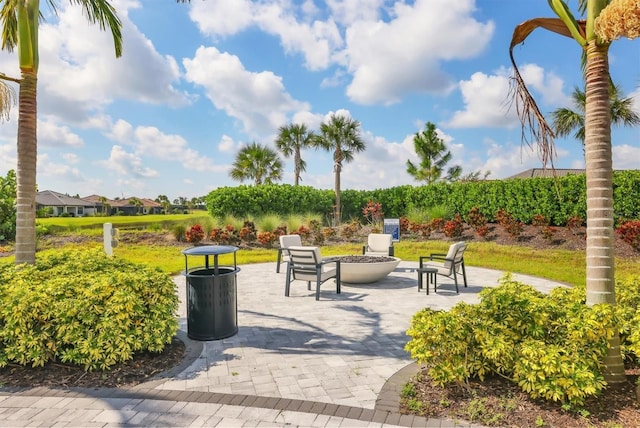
(383, 218, 400, 242)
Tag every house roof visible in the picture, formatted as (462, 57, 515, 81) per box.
(507, 168, 586, 179)
(36, 190, 96, 207)
(81, 195, 162, 208)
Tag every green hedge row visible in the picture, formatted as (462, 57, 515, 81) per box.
(205, 170, 640, 226)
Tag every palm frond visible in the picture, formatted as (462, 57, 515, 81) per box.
(508, 17, 585, 167)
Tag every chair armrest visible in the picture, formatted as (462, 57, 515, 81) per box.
(320, 258, 340, 269)
(388, 246, 394, 257)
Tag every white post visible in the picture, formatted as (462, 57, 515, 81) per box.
(103, 223, 118, 255)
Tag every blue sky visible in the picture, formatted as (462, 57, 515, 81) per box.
(0, 0, 638, 201)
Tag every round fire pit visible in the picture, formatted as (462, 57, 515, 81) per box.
(328, 255, 401, 284)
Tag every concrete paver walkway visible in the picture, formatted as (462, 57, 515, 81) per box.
(0, 261, 565, 427)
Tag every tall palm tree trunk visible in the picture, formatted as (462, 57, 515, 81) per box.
(334, 163, 341, 224)
(584, 42, 625, 383)
(294, 150, 301, 186)
(15, 71, 37, 265)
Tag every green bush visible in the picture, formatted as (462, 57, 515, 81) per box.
(202, 171, 640, 225)
(616, 276, 640, 360)
(405, 275, 619, 405)
(0, 248, 179, 370)
(0, 170, 16, 241)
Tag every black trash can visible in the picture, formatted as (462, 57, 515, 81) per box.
(182, 245, 240, 340)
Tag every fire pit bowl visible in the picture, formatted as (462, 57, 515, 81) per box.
(326, 255, 402, 284)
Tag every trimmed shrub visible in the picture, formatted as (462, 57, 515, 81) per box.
(405, 276, 617, 405)
(0, 248, 179, 370)
(616, 220, 640, 251)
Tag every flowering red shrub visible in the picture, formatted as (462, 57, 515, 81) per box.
(532, 214, 550, 227)
(399, 217, 410, 233)
(443, 215, 463, 238)
(616, 220, 640, 251)
(209, 227, 221, 241)
(566, 215, 584, 234)
(466, 207, 487, 229)
(257, 231, 277, 247)
(273, 225, 288, 237)
(239, 221, 257, 243)
(362, 200, 384, 226)
(323, 227, 337, 239)
(495, 208, 511, 226)
(495, 209, 523, 238)
(541, 226, 556, 242)
(340, 220, 360, 239)
(430, 218, 445, 233)
(297, 225, 311, 240)
(476, 225, 489, 238)
(185, 224, 205, 243)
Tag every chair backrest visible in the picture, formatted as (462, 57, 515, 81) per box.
(287, 245, 322, 274)
(279, 234, 302, 249)
(443, 241, 466, 271)
(367, 234, 393, 252)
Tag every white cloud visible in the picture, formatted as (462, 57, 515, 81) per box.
(62, 153, 80, 164)
(629, 87, 640, 113)
(38, 119, 84, 148)
(37, 153, 86, 182)
(445, 65, 569, 129)
(105, 120, 221, 173)
(519, 64, 568, 106)
(477, 140, 570, 179)
(218, 135, 237, 153)
(343, 0, 494, 105)
(444, 71, 517, 128)
(0, 1, 190, 127)
(100, 145, 159, 178)
(184, 46, 310, 135)
(613, 144, 640, 169)
(326, 0, 384, 25)
(0, 144, 16, 175)
(188, 0, 342, 70)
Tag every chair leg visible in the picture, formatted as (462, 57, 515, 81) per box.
(335, 264, 341, 295)
(307, 281, 312, 291)
(276, 249, 283, 273)
(452, 270, 459, 294)
(284, 263, 292, 296)
(315, 272, 321, 300)
(461, 261, 468, 287)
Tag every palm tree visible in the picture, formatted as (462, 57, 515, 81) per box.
(0, 75, 17, 120)
(230, 142, 283, 186)
(508, 0, 638, 383)
(406, 122, 460, 184)
(275, 123, 315, 185)
(314, 113, 366, 224)
(0, 0, 123, 265)
(551, 83, 640, 154)
(98, 195, 111, 216)
(128, 197, 143, 215)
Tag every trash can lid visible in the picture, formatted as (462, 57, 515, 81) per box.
(182, 245, 239, 256)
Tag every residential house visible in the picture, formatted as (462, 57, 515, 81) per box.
(36, 190, 97, 217)
(507, 168, 586, 179)
(83, 195, 163, 215)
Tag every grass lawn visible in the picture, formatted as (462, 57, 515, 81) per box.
(37, 212, 211, 230)
(4, 238, 635, 288)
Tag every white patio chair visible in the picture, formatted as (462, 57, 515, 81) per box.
(419, 241, 468, 293)
(276, 234, 302, 273)
(284, 246, 341, 300)
(362, 233, 394, 256)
